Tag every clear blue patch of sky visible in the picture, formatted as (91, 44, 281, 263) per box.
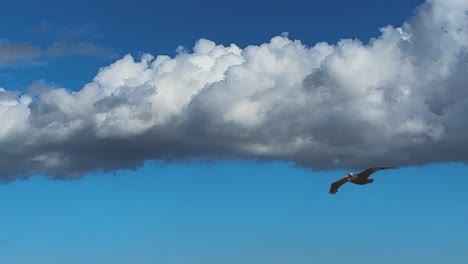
(0, 161, 467, 263)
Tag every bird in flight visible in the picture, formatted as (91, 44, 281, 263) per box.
(329, 167, 395, 194)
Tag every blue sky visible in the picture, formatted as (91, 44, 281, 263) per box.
(1, 0, 468, 263)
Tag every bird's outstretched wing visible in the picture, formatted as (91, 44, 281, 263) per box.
(357, 167, 395, 178)
(329, 177, 348, 194)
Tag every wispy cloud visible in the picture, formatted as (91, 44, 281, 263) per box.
(45, 41, 116, 58)
(0, 0, 467, 181)
(34, 21, 99, 40)
(0, 40, 115, 66)
(0, 22, 115, 66)
(0, 40, 41, 64)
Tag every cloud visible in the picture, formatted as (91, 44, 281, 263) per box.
(1, 23, 115, 66)
(34, 21, 99, 40)
(0, 40, 114, 66)
(0, 0, 467, 180)
(0, 40, 41, 64)
(45, 41, 116, 58)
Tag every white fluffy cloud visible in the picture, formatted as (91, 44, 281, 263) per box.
(0, 0, 467, 180)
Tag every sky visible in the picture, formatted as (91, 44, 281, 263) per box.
(0, 0, 468, 263)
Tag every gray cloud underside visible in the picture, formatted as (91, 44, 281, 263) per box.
(0, 0, 467, 180)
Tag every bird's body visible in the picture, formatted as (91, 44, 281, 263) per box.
(329, 167, 395, 194)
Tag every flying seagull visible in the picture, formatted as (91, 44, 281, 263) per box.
(329, 167, 395, 194)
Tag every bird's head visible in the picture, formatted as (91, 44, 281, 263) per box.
(346, 172, 353, 179)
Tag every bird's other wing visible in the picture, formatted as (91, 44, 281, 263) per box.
(329, 177, 348, 194)
(357, 167, 396, 178)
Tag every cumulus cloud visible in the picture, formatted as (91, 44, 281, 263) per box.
(0, 0, 467, 180)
